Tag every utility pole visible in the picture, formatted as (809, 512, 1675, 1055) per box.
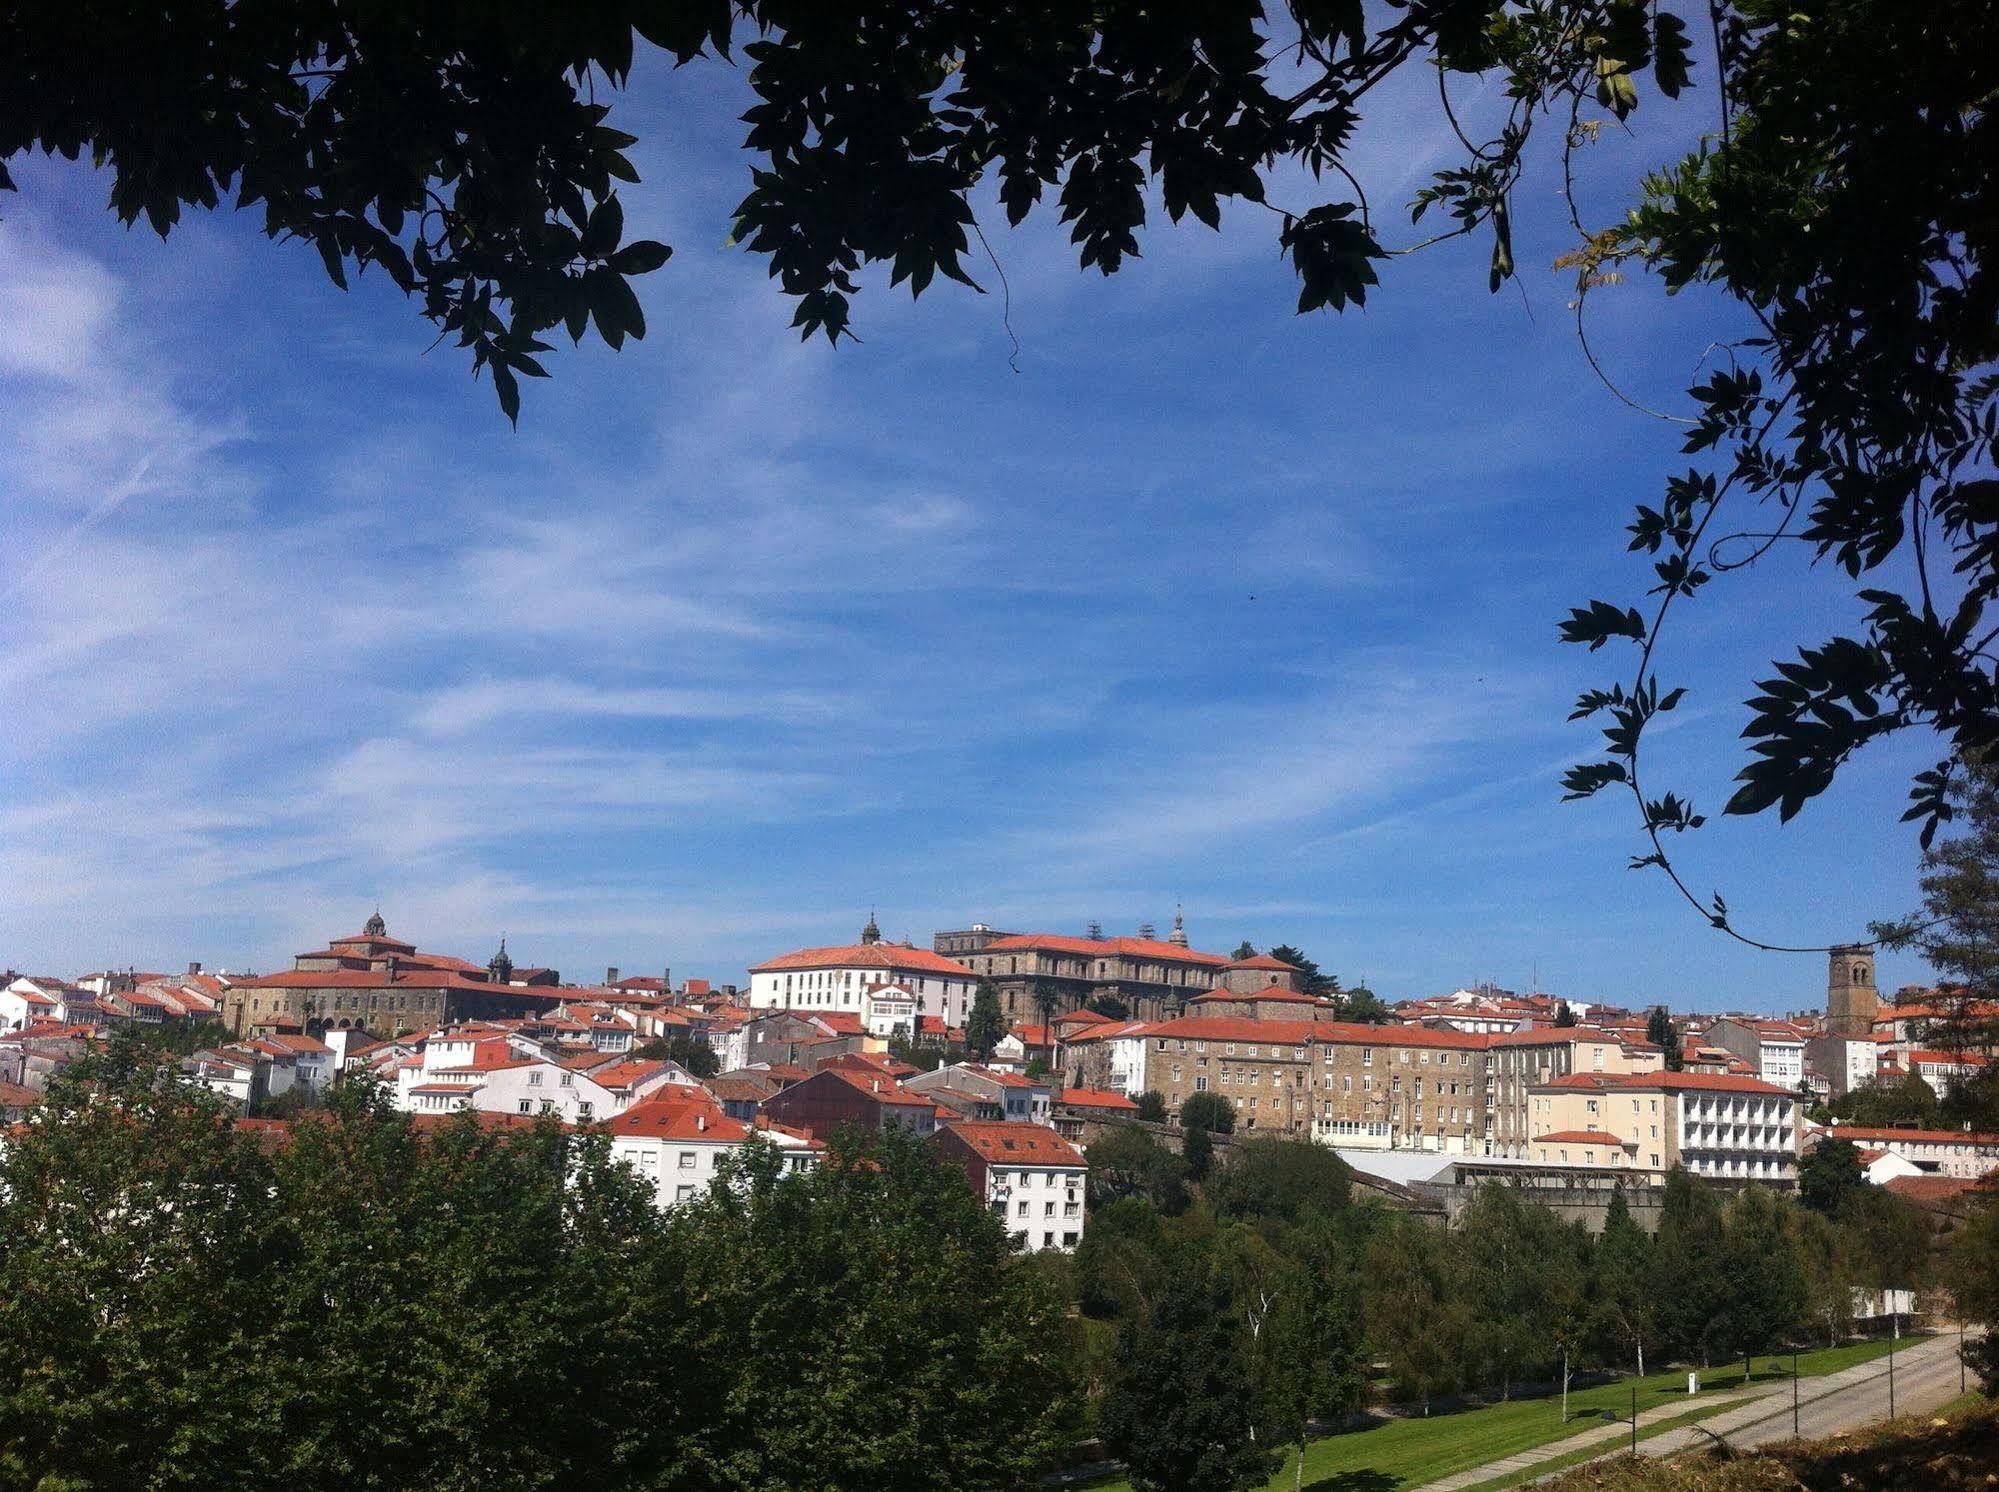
(1887, 1327, 1897, 1419)
(1792, 1348, 1799, 1437)
(1630, 1385, 1637, 1456)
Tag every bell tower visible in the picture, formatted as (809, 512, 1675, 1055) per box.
(1826, 943, 1877, 1038)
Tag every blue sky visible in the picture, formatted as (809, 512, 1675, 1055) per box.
(0, 49, 1947, 1009)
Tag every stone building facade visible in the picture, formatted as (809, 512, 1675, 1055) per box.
(939, 915, 1296, 1023)
(221, 914, 563, 1039)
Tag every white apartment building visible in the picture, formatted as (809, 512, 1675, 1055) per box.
(1805, 1032, 1878, 1098)
(1660, 1072, 1801, 1182)
(1823, 1124, 1999, 1179)
(1705, 1017, 1808, 1089)
(1529, 1071, 1800, 1182)
(606, 1096, 820, 1207)
(933, 1121, 1087, 1252)
(747, 922, 978, 1029)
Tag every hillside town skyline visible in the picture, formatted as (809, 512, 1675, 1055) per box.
(7, 902, 1939, 1023)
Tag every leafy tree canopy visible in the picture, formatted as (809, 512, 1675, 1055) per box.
(1179, 1090, 1237, 1136)
(1798, 1135, 1867, 1216)
(1265, 944, 1340, 999)
(1207, 1136, 1352, 1225)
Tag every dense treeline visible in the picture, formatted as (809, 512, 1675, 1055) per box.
(1065, 1125, 1973, 1492)
(0, 1047, 1073, 1492)
(3, 1046, 1992, 1492)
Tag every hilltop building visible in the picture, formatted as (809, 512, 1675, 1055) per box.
(220, 913, 566, 1038)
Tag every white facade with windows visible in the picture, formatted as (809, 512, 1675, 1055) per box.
(1671, 1086, 1799, 1182)
(986, 1162, 1086, 1252)
(748, 934, 979, 1029)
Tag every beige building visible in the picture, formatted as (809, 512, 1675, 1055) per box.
(1143, 1015, 1318, 1134)
(939, 916, 1296, 1022)
(1307, 1023, 1490, 1152)
(222, 914, 564, 1039)
(1529, 1070, 1801, 1184)
(1487, 1026, 1659, 1157)
(1142, 1015, 1490, 1149)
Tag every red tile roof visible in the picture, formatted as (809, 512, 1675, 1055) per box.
(979, 933, 1229, 966)
(1057, 1088, 1140, 1111)
(938, 1120, 1086, 1166)
(604, 1096, 751, 1142)
(1143, 1015, 1321, 1045)
(749, 943, 973, 977)
(1224, 953, 1300, 972)
(1825, 1124, 1999, 1147)
(1533, 1129, 1632, 1147)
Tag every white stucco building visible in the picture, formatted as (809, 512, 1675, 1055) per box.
(747, 919, 979, 1029)
(933, 1121, 1087, 1252)
(606, 1095, 821, 1207)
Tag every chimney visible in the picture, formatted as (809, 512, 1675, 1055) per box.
(662, 966, 671, 991)
(606, 966, 620, 985)
(187, 961, 203, 976)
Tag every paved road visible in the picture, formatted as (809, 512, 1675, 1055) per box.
(1414, 1332, 1973, 1492)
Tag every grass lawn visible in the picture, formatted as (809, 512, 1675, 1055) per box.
(1081, 1335, 1924, 1492)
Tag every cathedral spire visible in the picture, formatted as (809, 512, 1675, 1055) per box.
(1169, 905, 1189, 948)
(364, 906, 387, 938)
(861, 909, 882, 945)
(488, 935, 514, 983)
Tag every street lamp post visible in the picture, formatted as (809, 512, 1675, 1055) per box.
(1792, 1348, 1799, 1438)
(1887, 1325, 1896, 1420)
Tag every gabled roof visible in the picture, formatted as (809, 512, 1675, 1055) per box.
(1224, 953, 1301, 972)
(1057, 1088, 1140, 1111)
(749, 943, 974, 977)
(978, 933, 1229, 966)
(938, 1121, 1086, 1166)
(1533, 1129, 1633, 1147)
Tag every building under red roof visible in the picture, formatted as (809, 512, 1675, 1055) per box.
(935, 1120, 1086, 1166)
(978, 933, 1230, 966)
(749, 943, 973, 977)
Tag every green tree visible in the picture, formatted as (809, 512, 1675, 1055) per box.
(1829, 1071, 1943, 1127)
(1591, 1187, 1658, 1375)
(1945, 1194, 1999, 1393)
(965, 978, 1007, 1060)
(1554, 1001, 1578, 1028)
(1789, 1205, 1860, 1347)
(1099, 1273, 1279, 1492)
(1135, 1090, 1168, 1124)
(1262, 1224, 1366, 1492)
(1875, 758, 1999, 1099)
(1646, 1007, 1684, 1072)
(1265, 945, 1339, 1000)
(1230, 941, 1258, 962)
(1798, 1136, 1868, 1216)
(635, 1030, 720, 1077)
(1179, 1091, 1237, 1136)
(1030, 979, 1061, 1030)
(685, 1127, 1074, 1487)
(1086, 1124, 1190, 1214)
(1649, 1167, 1728, 1364)
(1362, 1219, 1470, 1415)
(1456, 1184, 1586, 1397)
(1085, 992, 1131, 1021)
(1838, 1185, 1933, 1335)
(1182, 1122, 1215, 1182)
(1712, 1187, 1808, 1373)
(1343, 986, 1389, 1024)
(1207, 1137, 1352, 1225)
